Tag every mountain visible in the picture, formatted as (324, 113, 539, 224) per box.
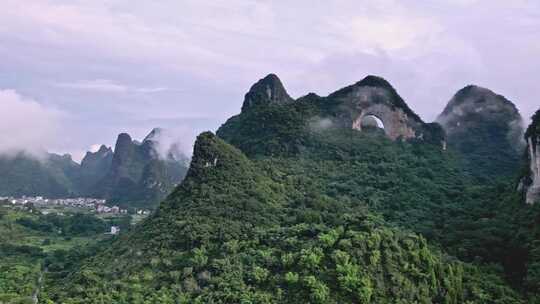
(437, 85, 524, 180)
(79, 145, 114, 195)
(220, 74, 445, 157)
(0, 152, 79, 197)
(0, 128, 189, 208)
(43, 75, 525, 303)
(241, 73, 294, 111)
(91, 129, 189, 207)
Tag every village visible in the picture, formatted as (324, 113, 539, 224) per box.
(0, 195, 151, 216)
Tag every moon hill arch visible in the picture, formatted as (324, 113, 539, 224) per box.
(234, 73, 445, 146)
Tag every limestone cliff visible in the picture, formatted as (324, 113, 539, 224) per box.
(92, 129, 189, 207)
(79, 145, 113, 195)
(520, 109, 540, 204)
(241, 74, 294, 111)
(218, 74, 446, 156)
(329, 75, 433, 141)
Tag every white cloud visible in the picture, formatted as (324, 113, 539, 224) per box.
(53, 79, 171, 94)
(0, 0, 539, 156)
(144, 127, 193, 161)
(0, 90, 62, 157)
(55, 79, 128, 93)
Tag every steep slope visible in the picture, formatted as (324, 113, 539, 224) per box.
(219, 74, 445, 157)
(42, 75, 525, 303)
(497, 109, 540, 299)
(44, 132, 522, 303)
(437, 85, 524, 180)
(92, 129, 188, 207)
(0, 152, 79, 197)
(79, 145, 113, 195)
(241, 73, 294, 111)
(520, 109, 540, 204)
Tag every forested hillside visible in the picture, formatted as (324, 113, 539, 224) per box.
(38, 75, 537, 303)
(0, 203, 117, 303)
(0, 153, 80, 198)
(437, 85, 524, 181)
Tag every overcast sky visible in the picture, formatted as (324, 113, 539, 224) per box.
(1, 0, 539, 161)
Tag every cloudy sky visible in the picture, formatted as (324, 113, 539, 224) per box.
(1, 0, 539, 161)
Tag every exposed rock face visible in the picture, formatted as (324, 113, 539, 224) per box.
(239, 74, 440, 142)
(79, 145, 113, 194)
(329, 76, 433, 141)
(520, 110, 540, 204)
(524, 137, 540, 204)
(219, 74, 446, 156)
(93, 129, 189, 206)
(437, 85, 524, 179)
(438, 85, 523, 140)
(241, 74, 294, 111)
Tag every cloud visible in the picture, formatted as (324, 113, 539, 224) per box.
(53, 79, 172, 94)
(309, 117, 334, 132)
(143, 127, 193, 162)
(0, 90, 62, 157)
(0, 0, 539, 157)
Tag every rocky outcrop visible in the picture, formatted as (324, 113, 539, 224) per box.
(219, 74, 446, 155)
(437, 85, 524, 179)
(79, 145, 113, 194)
(438, 85, 523, 139)
(241, 74, 294, 111)
(523, 137, 540, 204)
(92, 129, 189, 206)
(520, 110, 540, 204)
(329, 76, 437, 142)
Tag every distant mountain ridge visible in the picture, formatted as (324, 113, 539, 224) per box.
(79, 145, 114, 195)
(0, 152, 80, 198)
(91, 129, 189, 207)
(0, 128, 189, 208)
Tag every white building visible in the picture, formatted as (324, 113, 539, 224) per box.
(110, 226, 120, 235)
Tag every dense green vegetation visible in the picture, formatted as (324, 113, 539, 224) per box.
(41, 126, 527, 303)
(445, 116, 523, 182)
(3, 82, 539, 302)
(16, 213, 107, 236)
(437, 85, 524, 182)
(0, 206, 115, 303)
(0, 153, 79, 198)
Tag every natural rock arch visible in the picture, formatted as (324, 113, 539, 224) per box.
(239, 74, 445, 145)
(333, 84, 421, 141)
(350, 103, 417, 140)
(355, 113, 385, 130)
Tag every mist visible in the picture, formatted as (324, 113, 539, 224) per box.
(144, 127, 193, 164)
(0, 89, 62, 159)
(308, 117, 334, 132)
